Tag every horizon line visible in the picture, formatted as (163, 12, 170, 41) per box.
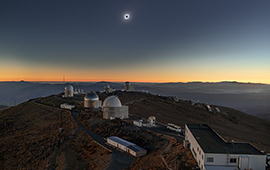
(0, 80, 269, 85)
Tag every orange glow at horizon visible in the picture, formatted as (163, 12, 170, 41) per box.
(1, 59, 269, 84)
(1, 75, 270, 84)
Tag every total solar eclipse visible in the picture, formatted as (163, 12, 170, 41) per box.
(124, 14, 130, 20)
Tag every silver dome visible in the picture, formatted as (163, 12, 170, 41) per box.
(84, 92, 99, 101)
(65, 84, 74, 91)
(103, 96, 121, 107)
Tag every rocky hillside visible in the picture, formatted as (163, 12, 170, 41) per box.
(0, 105, 9, 111)
(1, 91, 269, 169)
(41, 91, 270, 152)
(0, 101, 110, 170)
(101, 91, 270, 152)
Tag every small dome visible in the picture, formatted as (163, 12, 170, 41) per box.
(65, 84, 73, 91)
(84, 92, 99, 101)
(125, 81, 131, 85)
(103, 96, 121, 107)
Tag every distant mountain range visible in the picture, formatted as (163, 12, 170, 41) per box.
(0, 81, 270, 121)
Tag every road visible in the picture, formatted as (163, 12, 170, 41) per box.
(141, 122, 185, 143)
(34, 100, 136, 170)
(35, 100, 183, 169)
(70, 110, 136, 170)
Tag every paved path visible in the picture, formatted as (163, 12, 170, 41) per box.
(34, 100, 136, 170)
(70, 110, 136, 170)
(141, 123, 184, 143)
(70, 110, 112, 151)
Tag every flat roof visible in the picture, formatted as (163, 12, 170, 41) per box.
(127, 144, 146, 152)
(108, 136, 134, 147)
(186, 124, 263, 155)
(108, 136, 146, 152)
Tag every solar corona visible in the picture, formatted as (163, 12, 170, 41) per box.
(124, 14, 129, 20)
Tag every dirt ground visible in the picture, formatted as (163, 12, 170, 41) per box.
(0, 101, 110, 170)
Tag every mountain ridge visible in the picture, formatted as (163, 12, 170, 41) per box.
(1, 81, 270, 121)
(1, 91, 269, 169)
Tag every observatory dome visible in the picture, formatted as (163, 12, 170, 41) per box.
(84, 92, 99, 101)
(125, 81, 131, 85)
(103, 96, 121, 107)
(65, 84, 73, 91)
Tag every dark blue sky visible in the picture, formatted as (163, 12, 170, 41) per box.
(1, 0, 270, 82)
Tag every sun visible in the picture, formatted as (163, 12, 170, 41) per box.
(124, 14, 130, 20)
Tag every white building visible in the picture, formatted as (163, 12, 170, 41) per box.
(107, 136, 147, 157)
(104, 85, 114, 93)
(123, 81, 135, 91)
(167, 123, 181, 132)
(102, 96, 129, 119)
(84, 92, 102, 109)
(63, 84, 74, 97)
(60, 103, 75, 110)
(148, 116, 156, 126)
(74, 88, 85, 95)
(184, 124, 266, 170)
(206, 105, 212, 112)
(133, 119, 143, 127)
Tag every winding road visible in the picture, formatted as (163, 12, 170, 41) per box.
(34, 100, 136, 170)
(35, 99, 184, 169)
(70, 110, 136, 170)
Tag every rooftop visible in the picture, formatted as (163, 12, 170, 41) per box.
(127, 145, 146, 152)
(84, 92, 99, 101)
(107, 136, 135, 147)
(186, 124, 263, 155)
(103, 96, 122, 107)
(107, 136, 146, 152)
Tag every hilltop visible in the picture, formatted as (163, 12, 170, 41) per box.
(0, 101, 111, 170)
(108, 91, 270, 152)
(1, 81, 270, 121)
(39, 90, 270, 152)
(1, 91, 270, 169)
(0, 105, 9, 111)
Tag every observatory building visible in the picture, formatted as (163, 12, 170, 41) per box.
(102, 96, 129, 119)
(104, 85, 114, 93)
(107, 136, 147, 157)
(63, 84, 74, 97)
(124, 81, 135, 91)
(84, 92, 102, 109)
(184, 124, 265, 170)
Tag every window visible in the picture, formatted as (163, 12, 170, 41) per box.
(202, 154, 204, 159)
(207, 157, 214, 162)
(192, 148, 197, 157)
(230, 158, 237, 163)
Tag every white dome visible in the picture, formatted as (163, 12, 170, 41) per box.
(65, 84, 73, 91)
(84, 92, 99, 101)
(103, 96, 121, 107)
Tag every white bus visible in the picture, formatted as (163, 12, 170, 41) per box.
(167, 123, 181, 132)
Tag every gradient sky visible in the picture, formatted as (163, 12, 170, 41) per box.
(1, 0, 270, 83)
